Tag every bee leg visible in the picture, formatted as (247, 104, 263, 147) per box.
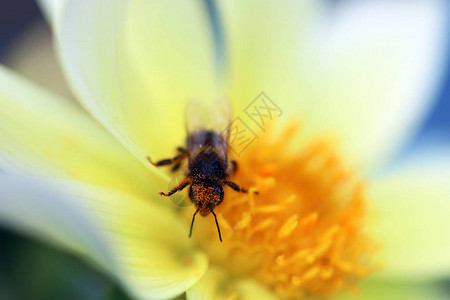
(223, 180, 252, 194)
(229, 160, 238, 175)
(160, 180, 190, 197)
(171, 163, 181, 172)
(147, 148, 188, 167)
(171, 148, 188, 172)
(177, 147, 187, 153)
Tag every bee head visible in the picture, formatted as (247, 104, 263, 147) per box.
(189, 183, 224, 216)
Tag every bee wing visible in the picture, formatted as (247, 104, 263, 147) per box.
(186, 98, 231, 134)
(186, 98, 231, 158)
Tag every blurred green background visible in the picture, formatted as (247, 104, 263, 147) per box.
(0, 228, 130, 300)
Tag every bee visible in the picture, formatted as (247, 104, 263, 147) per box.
(147, 99, 254, 242)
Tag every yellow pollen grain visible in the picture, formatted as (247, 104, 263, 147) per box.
(189, 121, 376, 299)
(292, 276, 301, 286)
(302, 266, 320, 281)
(235, 212, 252, 230)
(218, 213, 233, 233)
(305, 253, 316, 264)
(251, 218, 275, 233)
(256, 205, 285, 214)
(300, 212, 318, 230)
(283, 194, 297, 205)
(277, 214, 298, 238)
(321, 266, 334, 280)
(276, 255, 286, 266)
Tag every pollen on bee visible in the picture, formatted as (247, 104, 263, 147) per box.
(186, 121, 377, 299)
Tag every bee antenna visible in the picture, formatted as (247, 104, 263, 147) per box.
(189, 208, 200, 239)
(209, 207, 222, 242)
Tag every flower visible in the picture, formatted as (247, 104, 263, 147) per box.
(1, 0, 450, 299)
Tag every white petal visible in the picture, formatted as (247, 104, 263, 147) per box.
(0, 176, 208, 299)
(36, 0, 67, 29)
(0, 65, 164, 198)
(335, 278, 449, 300)
(76, 183, 208, 299)
(220, 0, 324, 124)
(310, 0, 449, 170)
(0, 176, 112, 268)
(186, 267, 277, 300)
(41, 0, 218, 165)
(369, 157, 450, 280)
(222, 1, 449, 171)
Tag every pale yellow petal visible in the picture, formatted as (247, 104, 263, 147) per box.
(44, 0, 218, 165)
(222, 1, 449, 171)
(369, 160, 450, 280)
(0, 176, 207, 299)
(70, 182, 208, 299)
(220, 0, 323, 120)
(186, 267, 277, 300)
(335, 279, 448, 300)
(0, 175, 112, 268)
(0, 65, 164, 198)
(309, 1, 449, 170)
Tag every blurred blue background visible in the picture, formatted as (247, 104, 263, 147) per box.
(0, 1, 448, 299)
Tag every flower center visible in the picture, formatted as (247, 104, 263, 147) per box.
(186, 122, 376, 299)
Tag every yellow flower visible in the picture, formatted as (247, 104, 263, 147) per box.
(1, 1, 450, 299)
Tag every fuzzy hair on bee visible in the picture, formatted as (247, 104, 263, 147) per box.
(147, 98, 255, 242)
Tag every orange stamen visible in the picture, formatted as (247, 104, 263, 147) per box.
(187, 121, 377, 299)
